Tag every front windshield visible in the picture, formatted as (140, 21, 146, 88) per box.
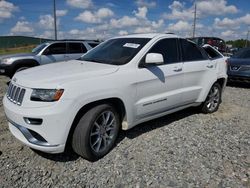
(32, 43, 48, 54)
(81, 38, 151, 65)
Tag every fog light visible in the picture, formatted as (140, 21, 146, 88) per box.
(24, 117, 43, 125)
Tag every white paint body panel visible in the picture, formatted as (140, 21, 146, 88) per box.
(3, 33, 227, 153)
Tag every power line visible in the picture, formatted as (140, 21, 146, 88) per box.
(192, 2, 197, 38)
(245, 30, 249, 47)
(53, 0, 57, 40)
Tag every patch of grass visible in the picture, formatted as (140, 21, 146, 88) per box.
(0, 45, 36, 55)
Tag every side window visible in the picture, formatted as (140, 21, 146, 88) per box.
(68, 43, 87, 54)
(148, 38, 179, 64)
(46, 43, 66, 55)
(180, 39, 206, 62)
(88, 43, 99, 48)
(203, 46, 222, 59)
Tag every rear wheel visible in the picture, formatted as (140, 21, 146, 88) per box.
(72, 104, 120, 161)
(200, 83, 222, 113)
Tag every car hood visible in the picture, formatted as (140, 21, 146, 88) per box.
(228, 58, 250, 66)
(0, 53, 35, 59)
(13, 60, 119, 88)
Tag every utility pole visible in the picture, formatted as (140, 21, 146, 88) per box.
(245, 30, 249, 47)
(192, 2, 197, 38)
(53, 0, 57, 40)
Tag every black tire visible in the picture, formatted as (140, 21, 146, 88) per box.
(200, 82, 222, 113)
(72, 104, 120, 161)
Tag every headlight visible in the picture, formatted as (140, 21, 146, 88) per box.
(31, 89, 64, 102)
(1, 58, 12, 65)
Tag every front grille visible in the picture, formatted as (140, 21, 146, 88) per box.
(6, 82, 26, 106)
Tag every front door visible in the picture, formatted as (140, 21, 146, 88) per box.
(40, 42, 67, 65)
(135, 38, 184, 119)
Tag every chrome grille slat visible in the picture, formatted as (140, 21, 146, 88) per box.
(6, 82, 26, 106)
(11, 86, 17, 101)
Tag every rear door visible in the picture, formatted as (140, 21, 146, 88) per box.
(135, 38, 184, 119)
(202, 45, 227, 78)
(66, 42, 88, 60)
(180, 39, 216, 104)
(40, 42, 67, 64)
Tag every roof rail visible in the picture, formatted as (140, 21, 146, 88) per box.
(55, 39, 102, 42)
(165, 32, 175, 34)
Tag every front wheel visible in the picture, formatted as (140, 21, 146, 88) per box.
(200, 83, 222, 113)
(72, 104, 120, 161)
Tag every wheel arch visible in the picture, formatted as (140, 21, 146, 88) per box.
(13, 59, 39, 73)
(65, 97, 126, 151)
(197, 77, 227, 103)
(216, 77, 227, 91)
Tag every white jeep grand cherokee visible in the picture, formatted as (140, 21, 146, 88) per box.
(3, 33, 227, 161)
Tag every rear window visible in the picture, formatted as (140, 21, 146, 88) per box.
(68, 43, 87, 54)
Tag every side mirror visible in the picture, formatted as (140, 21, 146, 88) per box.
(145, 53, 164, 65)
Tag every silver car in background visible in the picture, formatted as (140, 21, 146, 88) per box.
(0, 40, 100, 78)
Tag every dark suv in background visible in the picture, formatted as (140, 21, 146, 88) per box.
(0, 40, 100, 78)
(227, 47, 250, 83)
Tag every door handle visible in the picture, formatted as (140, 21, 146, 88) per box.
(206, 65, 214, 68)
(173, 67, 182, 72)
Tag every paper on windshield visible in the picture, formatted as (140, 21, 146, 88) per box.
(123, 43, 140, 49)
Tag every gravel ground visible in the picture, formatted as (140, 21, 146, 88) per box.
(0, 76, 249, 188)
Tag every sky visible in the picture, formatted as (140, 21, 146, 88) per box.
(0, 0, 249, 41)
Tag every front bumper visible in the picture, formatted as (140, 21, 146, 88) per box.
(3, 95, 77, 154)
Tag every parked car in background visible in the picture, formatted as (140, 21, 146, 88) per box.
(0, 40, 100, 78)
(227, 47, 250, 83)
(3, 33, 227, 161)
(189, 37, 227, 54)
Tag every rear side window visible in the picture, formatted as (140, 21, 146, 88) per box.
(203, 46, 222, 59)
(47, 43, 66, 54)
(68, 43, 87, 53)
(148, 38, 179, 64)
(180, 39, 206, 62)
(88, 43, 99, 48)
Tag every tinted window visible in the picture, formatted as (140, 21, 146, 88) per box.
(203, 46, 222, 59)
(81, 38, 150, 65)
(180, 39, 206, 61)
(68, 43, 87, 53)
(46, 43, 66, 54)
(88, 43, 99, 48)
(148, 38, 179, 64)
(32, 43, 48, 54)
